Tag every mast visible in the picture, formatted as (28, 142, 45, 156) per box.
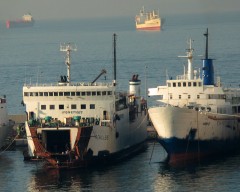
(60, 43, 77, 84)
(204, 28, 208, 59)
(178, 38, 194, 80)
(113, 34, 117, 86)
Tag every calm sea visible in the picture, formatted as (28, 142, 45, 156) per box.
(0, 12, 240, 191)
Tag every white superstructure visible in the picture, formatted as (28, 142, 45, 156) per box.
(148, 29, 240, 163)
(23, 34, 148, 165)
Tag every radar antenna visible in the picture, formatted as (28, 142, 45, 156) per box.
(60, 43, 77, 84)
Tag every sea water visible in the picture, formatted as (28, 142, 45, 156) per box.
(0, 12, 240, 191)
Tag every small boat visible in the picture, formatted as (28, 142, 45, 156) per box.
(23, 34, 148, 169)
(148, 29, 240, 164)
(6, 14, 34, 29)
(135, 6, 161, 30)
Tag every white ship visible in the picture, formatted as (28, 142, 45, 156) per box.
(0, 96, 14, 150)
(23, 34, 148, 168)
(148, 29, 240, 164)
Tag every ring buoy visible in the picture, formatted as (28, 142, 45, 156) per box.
(96, 121, 99, 125)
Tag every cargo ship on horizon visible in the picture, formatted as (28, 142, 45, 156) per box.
(135, 7, 161, 30)
(6, 14, 34, 29)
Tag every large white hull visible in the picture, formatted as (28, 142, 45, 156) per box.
(149, 106, 240, 163)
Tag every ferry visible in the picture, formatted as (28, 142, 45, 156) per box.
(23, 34, 148, 168)
(135, 6, 161, 30)
(6, 14, 34, 29)
(0, 96, 14, 151)
(148, 29, 240, 164)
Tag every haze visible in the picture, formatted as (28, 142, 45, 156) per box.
(0, 0, 240, 21)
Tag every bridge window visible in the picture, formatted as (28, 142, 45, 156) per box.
(59, 105, 64, 110)
(64, 92, 70, 96)
(81, 104, 86, 109)
(41, 105, 46, 110)
(71, 104, 77, 109)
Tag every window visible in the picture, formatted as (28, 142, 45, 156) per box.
(44, 92, 48, 96)
(50, 105, 55, 110)
(198, 82, 202, 87)
(76, 92, 80, 96)
(82, 92, 86, 96)
(179, 95, 181, 99)
(71, 104, 77, 109)
(173, 83, 176, 87)
(81, 104, 86, 109)
(34, 92, 38, 96)
(90, 104, 95, 109)
(183, 82, 186, 87)
(41, 105, 46, 110)
(64, 92, 70, 96)
(30, 92, 33, 96)
(193, 82, 197, 87)
(59, 92, 63, 96)
(102, 91, 106, 95)
(97, 91, 101, 96)
(188, 82, 191, 87)
(24, 92, 29, 96)
(92, 92, 96, 96)
(87, 92, 91, 96)
(170, 94, 173, 99)
(108, 91, 112, 95)
(188, 95, 191, 99)
(71, 92, 75, 96)
(54, 92, 58, 96)
(168, 83, 171, 87)
(59, 105, 64, 110)
(49, 92, 53, 96)
(178, 82, 181, 87)
(39, 92, 43, 96)
(197, 95, 200, 99)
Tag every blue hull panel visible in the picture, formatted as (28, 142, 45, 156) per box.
(158, 137, 240, 164)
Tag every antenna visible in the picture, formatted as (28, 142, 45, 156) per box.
(178, 38, 194, 80)
(113, 34, 117, 86)
(60, 43, 77, 84)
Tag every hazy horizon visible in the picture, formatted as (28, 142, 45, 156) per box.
(1, 0, 240, 21)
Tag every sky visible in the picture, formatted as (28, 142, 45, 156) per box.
(0, 0, 240, 21)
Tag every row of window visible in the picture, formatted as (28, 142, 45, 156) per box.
(24, 91, 113, 97)
(168, 95, 199, 99)
(168, 81, 202, 88)
(41, 104, 95, 110)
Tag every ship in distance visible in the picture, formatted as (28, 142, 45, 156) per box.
(135, 6, 161, 30)
(6, 13, 34, 29)
(22, 34, 148, 169)
(148, 29, 240, 164)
